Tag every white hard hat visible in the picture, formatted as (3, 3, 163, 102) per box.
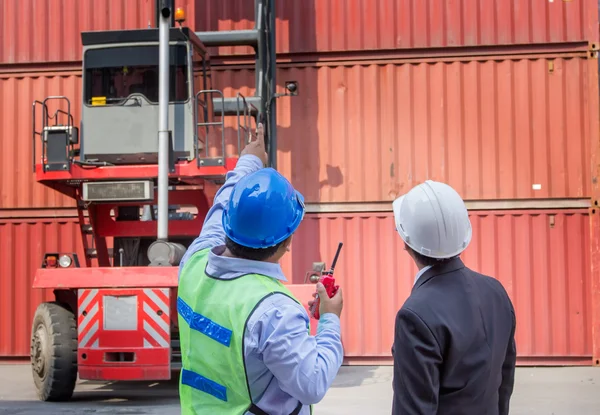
(392, 180, 472, 259)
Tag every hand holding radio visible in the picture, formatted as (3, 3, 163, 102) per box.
(308, 242, 344, 320)
(309, 282, 343, 319)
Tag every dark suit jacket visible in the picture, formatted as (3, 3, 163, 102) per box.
(392, 258, 516, 415)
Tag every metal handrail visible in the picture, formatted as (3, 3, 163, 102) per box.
(50, 109, 74, 126)
(236, 92, 258, 153)
(32, 100, 47, 172)
(236, 93, 248, 152)
(32, 96, 74, 172)
(44, 96, 73, 169)
(42, 96, 72, 129)
(195, 89, 226, 166)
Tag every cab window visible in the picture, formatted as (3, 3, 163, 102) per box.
(84, 45, 189, 105)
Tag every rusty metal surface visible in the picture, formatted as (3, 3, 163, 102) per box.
(1, 0, 597, 65)
(0, 218, 115, 357)
(1, 210, 593, 361)
(0, 219, 79, 356)
(194, 0, 599, 57)
(0, 73, 80, 208)
(0, 0, 597, 365)
(1, 53, 594, 209)
(0, 0, 162, 64)
(0, 198, 592, 222)
(280, 209, 593, 362)
(212, 56, 594, 202)
(587, 52, 600, 366)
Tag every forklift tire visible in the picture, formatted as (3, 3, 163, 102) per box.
(30, 302, 78, 402)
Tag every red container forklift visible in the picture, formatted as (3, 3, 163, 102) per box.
(28, 0, 314, 401)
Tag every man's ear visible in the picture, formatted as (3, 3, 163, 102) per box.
(270, 235, 293, 263)
(283, 235, 293, 252)
(404, 243, 414, 258)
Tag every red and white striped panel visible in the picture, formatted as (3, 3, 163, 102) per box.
(77, 288, 171, 350)
(141, 288, 170, 349)
(78, 289, 101, 349)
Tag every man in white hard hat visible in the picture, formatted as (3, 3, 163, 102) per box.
(391, 180, 516, 415)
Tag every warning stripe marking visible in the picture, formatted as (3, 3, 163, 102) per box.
(77, 288, 170, 350)
(143, 302, 170, 334)
(79, 289, 99, 315)
(78, 302, 99, 333)
(78, 289, 101, 349)
(144, 289, 169, 314)
(143, 320, 169, 348)
(155, 288, 170, 306)
(142, 289, 171, 349)
(80, 320, 99, 348)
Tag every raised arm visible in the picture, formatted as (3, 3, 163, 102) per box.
(183, 154, 263, 254)
(179, 125, 268, 268)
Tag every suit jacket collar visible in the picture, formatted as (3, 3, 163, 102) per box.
(411, 257, 466, 294)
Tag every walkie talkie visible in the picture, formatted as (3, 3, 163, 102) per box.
(309, 242, 343, 320)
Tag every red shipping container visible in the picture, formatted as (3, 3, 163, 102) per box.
(1, 0, 597, 65)
(0, 218, 82, 356)
(195, 0, 600, 57)
(1, 210, 593, 364)
(280, 209, 593, 365)
(0, 0, 598, 367)
(251, 56, 596, 202)
(0, 0, 203, 65)
(0, 217, 115, 356)
(3, 55, 595, 209)
(0, 73, 80, 209)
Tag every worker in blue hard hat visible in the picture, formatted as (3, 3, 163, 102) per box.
(177, 124, 344, 415)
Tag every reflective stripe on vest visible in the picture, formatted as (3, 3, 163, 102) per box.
(177, 248, 311, 415)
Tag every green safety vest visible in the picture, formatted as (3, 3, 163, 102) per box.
(177, 248, 312, 415)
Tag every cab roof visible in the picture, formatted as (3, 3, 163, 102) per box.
(80, 27, 207, 56)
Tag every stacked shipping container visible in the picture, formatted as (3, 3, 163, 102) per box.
(0, 0, 598, 365)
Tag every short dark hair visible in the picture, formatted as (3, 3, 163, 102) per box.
(225, 236, 285, 262)
(405, 243, 455, 267)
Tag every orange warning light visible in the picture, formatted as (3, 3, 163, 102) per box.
(175, 7, 186, 25)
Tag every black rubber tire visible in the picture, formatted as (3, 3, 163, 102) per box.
(30, 302, 78, 401)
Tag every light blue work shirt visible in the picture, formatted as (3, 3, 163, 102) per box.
(178, 154, 344, 415)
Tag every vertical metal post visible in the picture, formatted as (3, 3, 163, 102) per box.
(155, 0, 175, 28)
(157, 1, 171, 241)
(267, 0, 277, 169)
(255, 0, 264, 110)
(254, 0, 277, 168)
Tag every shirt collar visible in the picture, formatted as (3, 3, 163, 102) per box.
(205, 245, 288, 282)
(414, 265, 433, 286)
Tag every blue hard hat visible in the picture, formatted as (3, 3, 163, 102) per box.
(222, 168, 306, 249)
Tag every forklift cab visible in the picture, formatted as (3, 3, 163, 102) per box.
(79, 27, 211, 165)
